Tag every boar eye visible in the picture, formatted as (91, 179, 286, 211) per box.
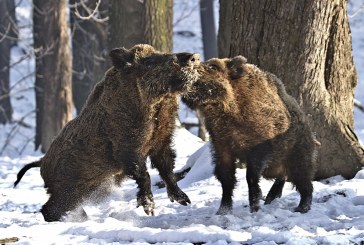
(209, 64, 219, 71)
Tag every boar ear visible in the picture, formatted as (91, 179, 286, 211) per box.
(109, 47, 134, 69)
(227, 55, 247, 80)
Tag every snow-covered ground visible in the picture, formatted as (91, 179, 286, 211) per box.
(1, 128, 364, 244)
(1, 1, 364, 244)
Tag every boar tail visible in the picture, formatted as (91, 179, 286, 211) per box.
(13, 160, 41, 187)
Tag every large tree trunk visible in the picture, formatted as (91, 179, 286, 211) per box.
(0, 0, 17, 124)
(217, 0, 232, 58)
(144, 0, 173, 52)
(108, 0, 173, 52)
(70, 0, 108, 114)
(218, 0, 364, 179)
(33, 0, 73, 152)
(200, 0, 218, 60)
(108, 0, 144, 50)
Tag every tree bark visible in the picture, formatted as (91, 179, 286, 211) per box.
(0, 0, 17, 124)
(217, 0, 232, 58)
(218, 0, 364, 179)
(144, 0, 173, 52)
(108, 0, 173, 52)
(33, 0, 73, 152)
(70, 0, 108, 114)
(108, 0, 144, 50)
(200, 0, 218, 60)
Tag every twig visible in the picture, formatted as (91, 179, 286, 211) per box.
(74, 0, 108, 22)
(174, 1, 200, 26)
(8, 51, 33, 69)
(9, 72, 34, 91)
(19, 135, 34, 155)
(0, 23, 11, 42)
(0, 121, 19, 155)
(0, 237, 19, 244)
(0, 87, 35, 101)
(348, 3, 364, 18)
(0, 110, 35, 155)
(354, 99, 364, 113)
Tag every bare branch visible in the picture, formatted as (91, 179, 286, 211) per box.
(0, 110, 35, 155)
(354, 99, 364, 113)
(33, 3, 57, 16)
(348, 3, 364, 18)
(74, 0, 108, 22)
(0, 23, 11, 42)
(18, 135, 34, 155)
(174, 1, 199, 26)
(0, 2, 18, 42)
(9, 72, 34, 91)
(0, 86, 35, 101)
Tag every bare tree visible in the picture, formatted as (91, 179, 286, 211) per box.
(70, 0, 108, 114)
(33, 0, 73, 152)
(108, 0, 173, 52)
(0, 0, 18, 124)
(218, 0, 364, 179)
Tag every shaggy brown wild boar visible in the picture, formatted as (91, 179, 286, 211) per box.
(14, 44, 200, 222)
(182, 56, 319, 215)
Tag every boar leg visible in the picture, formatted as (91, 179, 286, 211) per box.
(264, 178, 286, 204)
(121, 152, 155, 216)
(150, 146, 190, 206)
(213, 145, 236, 215)
(288, 144, 314, 213)
(247, 142, 273, 212)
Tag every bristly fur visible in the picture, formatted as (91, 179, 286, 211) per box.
(182, 56, 319, 215)
(15, 44, 200, 222)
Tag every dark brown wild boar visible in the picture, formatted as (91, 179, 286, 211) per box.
(182, 56, 319, 215)
(14, 44, 200, 222)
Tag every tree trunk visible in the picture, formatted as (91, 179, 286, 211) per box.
(217, 0, 232, 58)
(70, 0, 108, 114)
(33, 0, 73, 152)
(144, 0, 173, 52)
(0, 0, 17, 124)
(108, 0, 144, 50)
(200, 0, 218, 60)
(108, 0, 173, 52)
(218, 0, 364, 179)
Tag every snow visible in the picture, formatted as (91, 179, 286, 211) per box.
(1, 1, 364, 244)
(2, 136, 364, 244)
